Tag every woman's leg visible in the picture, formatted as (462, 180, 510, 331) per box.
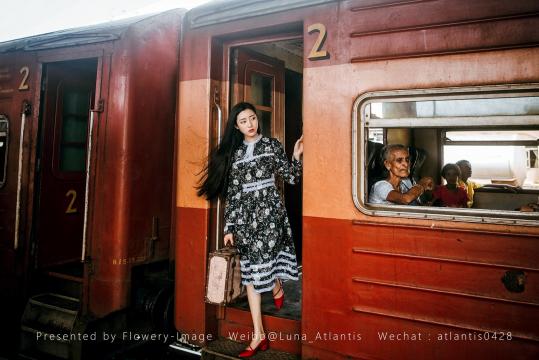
(272, 278, 283, 298)
(246, 284, 265, 348)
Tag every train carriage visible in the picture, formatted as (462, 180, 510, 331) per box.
(174, 0, 539, 359)
(0, 10, 183, 359)
(0, 1, 538, 359)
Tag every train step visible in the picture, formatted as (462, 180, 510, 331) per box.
(169, 338, 202, 357)
(20, 293, 80, 359)
(39, 262, 84, 299)
(28, 293, 79, 314)
(201, 338, 299, 360)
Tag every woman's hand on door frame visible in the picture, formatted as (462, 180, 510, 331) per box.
(293, 135, 304, 161)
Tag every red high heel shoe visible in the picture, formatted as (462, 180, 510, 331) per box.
(273, 279, 284, 310)
(238, 337, 269, 358)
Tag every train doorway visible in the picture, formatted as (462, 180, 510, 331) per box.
(19, 58, 98, 358)
(33, 58, 97, 272)
(230, 40, 303, 264)
(227, 38, 304, 323)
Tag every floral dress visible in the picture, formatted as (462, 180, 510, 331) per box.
(224, 135, 301, 293)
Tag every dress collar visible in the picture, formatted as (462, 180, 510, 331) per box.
(243, 134, 262, 145)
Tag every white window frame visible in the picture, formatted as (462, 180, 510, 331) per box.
(352, 83, 539, 226)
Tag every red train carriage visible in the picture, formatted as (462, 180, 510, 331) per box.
(174, 0, 539, 359)
(0, 10, 183, 359)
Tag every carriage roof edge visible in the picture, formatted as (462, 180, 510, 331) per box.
(186, 0, 337, 29)
(0, 8, 186, 54)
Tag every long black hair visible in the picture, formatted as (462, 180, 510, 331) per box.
(197, 102, 260, 200)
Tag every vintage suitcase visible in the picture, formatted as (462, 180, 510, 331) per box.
(205, 246, 245, 305)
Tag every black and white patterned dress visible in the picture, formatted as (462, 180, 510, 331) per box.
(224, 135, 301, 293)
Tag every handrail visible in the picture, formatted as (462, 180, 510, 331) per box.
(81, 100, 103, 261)
(213, 88, 222, 252)
(14, 101, 31, 250)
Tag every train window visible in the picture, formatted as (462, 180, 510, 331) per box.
(251, 73, 272, 108)
(353, 84, 539, 225)
(249, 72, 274, 138)
(0, 115, 8, 188)
(59, 86, 91, 172)
(257, 109, 272, 138)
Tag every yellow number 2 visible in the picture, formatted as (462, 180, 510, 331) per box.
(307, 23, 329, 61)
(18, 66, 30, 91)
(65, 189, 77, 214)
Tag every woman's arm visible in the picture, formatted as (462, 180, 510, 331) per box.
(274, 137, 302, 185)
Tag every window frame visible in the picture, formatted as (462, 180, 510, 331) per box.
(352, 83, 539, 226)
(51, 80, 91, 178)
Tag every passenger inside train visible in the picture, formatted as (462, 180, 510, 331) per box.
(456, 159, 482, 208)
(360, 87, 539, 221)
(368, 144, 434, 205)
(432, 163, 468, 208)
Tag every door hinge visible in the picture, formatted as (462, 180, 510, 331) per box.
(91, 99, 104, 113)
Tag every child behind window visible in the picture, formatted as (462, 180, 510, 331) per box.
(433, 163, 468, 208)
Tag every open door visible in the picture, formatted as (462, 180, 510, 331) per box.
(231, 48, 285, 142)
(19, 58, 98, 358)
(230, 46, 303, 262)
(34, 59, 97, 269)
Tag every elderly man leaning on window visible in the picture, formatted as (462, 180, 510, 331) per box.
(369, 144, 434, 205)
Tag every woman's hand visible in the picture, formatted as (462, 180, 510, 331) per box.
(224, 233, 234, 246)
(293, 135, 304, 161)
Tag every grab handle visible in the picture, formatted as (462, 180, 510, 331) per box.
(81, 100, 103, 261)
(14, 101, 31, 250)
(213, 88, 222, 251)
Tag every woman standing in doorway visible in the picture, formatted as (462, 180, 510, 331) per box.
(198, 102, 303, 358)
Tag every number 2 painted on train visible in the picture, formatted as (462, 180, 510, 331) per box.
(307, 23, 329, 60)
(18, 66, 29, 91)
(65, 190, 78, 214)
